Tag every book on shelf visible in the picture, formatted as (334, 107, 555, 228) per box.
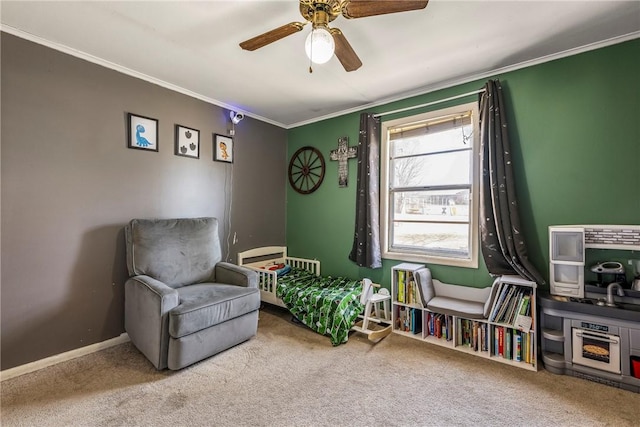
(514, 313, 533, 333)
(505, 288, 524, 324)
(495, 285, 516, 323)
(425, 312, 452, 341)
(458, 319, 467, 346)
(482, 323, 488, 352)
(397, 271, 405, 303)
(514, 331, 522, 362)
(493, 326, 509, 358)
(513, 289, 532, 320)
(395, 306, 405, 331)
(531, 334, 536, 365)
(473, 321, 481, 352)
(428, 312, 436, 337)
(412, 275, 419, 305)
(519, 294, 531, 316)
(410, 308, 422, 334)
(488, 282, 507, 321)
(407, 273, 415, 305)
(524, 331, 536, 365)
(497, 285, 516, 322)
(445, 315, 452, 341)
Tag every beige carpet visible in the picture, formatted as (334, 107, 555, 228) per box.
(2, 305, 640, 426)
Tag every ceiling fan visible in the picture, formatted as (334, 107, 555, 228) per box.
(239, 0, 429, 72)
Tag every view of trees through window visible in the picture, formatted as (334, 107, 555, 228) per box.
(387, 111, 474, 259)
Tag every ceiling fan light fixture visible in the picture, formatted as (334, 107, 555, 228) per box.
(305, 26, 335, 64)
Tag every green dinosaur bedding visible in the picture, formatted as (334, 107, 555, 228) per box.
(275, 268, 364, 346)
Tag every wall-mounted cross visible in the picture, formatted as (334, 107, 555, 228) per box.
(330, 136, 358, 188)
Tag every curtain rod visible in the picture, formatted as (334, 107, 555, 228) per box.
(373, 88, 486, 118)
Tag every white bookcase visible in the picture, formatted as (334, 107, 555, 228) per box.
(391, 263, 538, 371)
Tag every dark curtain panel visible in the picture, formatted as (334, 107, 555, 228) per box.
(479, 80, 545, 284)
(349, 113, 382, 268)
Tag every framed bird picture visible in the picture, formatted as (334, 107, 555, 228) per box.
(127, 113, 158, 152)
(174, 124, 200, 159)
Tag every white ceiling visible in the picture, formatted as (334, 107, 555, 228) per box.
(2, 1, 639, 128)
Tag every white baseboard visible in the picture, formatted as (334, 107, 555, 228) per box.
(0, 333, 130, 382)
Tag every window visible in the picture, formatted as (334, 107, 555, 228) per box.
(381, 102, 479, 268)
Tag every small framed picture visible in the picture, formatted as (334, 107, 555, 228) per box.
(214, 133, 233, 163)
(175, 124, 200, 159)
(128, 113, 158, 152)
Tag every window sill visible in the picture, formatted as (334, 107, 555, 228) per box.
(382, 251, 478, 269)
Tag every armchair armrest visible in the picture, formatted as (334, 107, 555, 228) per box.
(127, 275, 179, 300)
(215, 262, 259, 288)
(124, 275, 179, 370)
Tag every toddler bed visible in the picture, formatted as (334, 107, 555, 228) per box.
(237, 246, 364, 345)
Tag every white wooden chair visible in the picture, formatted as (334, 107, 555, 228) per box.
(351, 278, 392, 342)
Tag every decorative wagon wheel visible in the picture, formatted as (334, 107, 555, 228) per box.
(288, 146, 325, 195)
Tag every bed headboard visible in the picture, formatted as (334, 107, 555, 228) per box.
(237, 246, 288, 268)
(237, 246, 321, 276)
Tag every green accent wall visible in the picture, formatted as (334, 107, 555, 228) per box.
(287, 39, 640, 290)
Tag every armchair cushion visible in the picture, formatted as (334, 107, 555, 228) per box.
(169, 283, 260, 338)
(126, 217, 222, 288)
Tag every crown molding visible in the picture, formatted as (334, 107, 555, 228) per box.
(0, 25, 286, 129)
(2, 25, 638, 130)
(287, 31, 640, 129)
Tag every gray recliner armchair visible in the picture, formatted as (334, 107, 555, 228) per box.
(124, 217, 260, 370)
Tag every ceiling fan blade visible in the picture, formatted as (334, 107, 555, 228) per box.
(330, 28, 362, 72)
(240, 22, 306, 51)
(342, 0, 428, 19)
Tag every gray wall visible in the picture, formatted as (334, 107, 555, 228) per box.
(1, 33, 287, 370)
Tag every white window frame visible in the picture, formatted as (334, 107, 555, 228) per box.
(380, 101, 480, 268)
